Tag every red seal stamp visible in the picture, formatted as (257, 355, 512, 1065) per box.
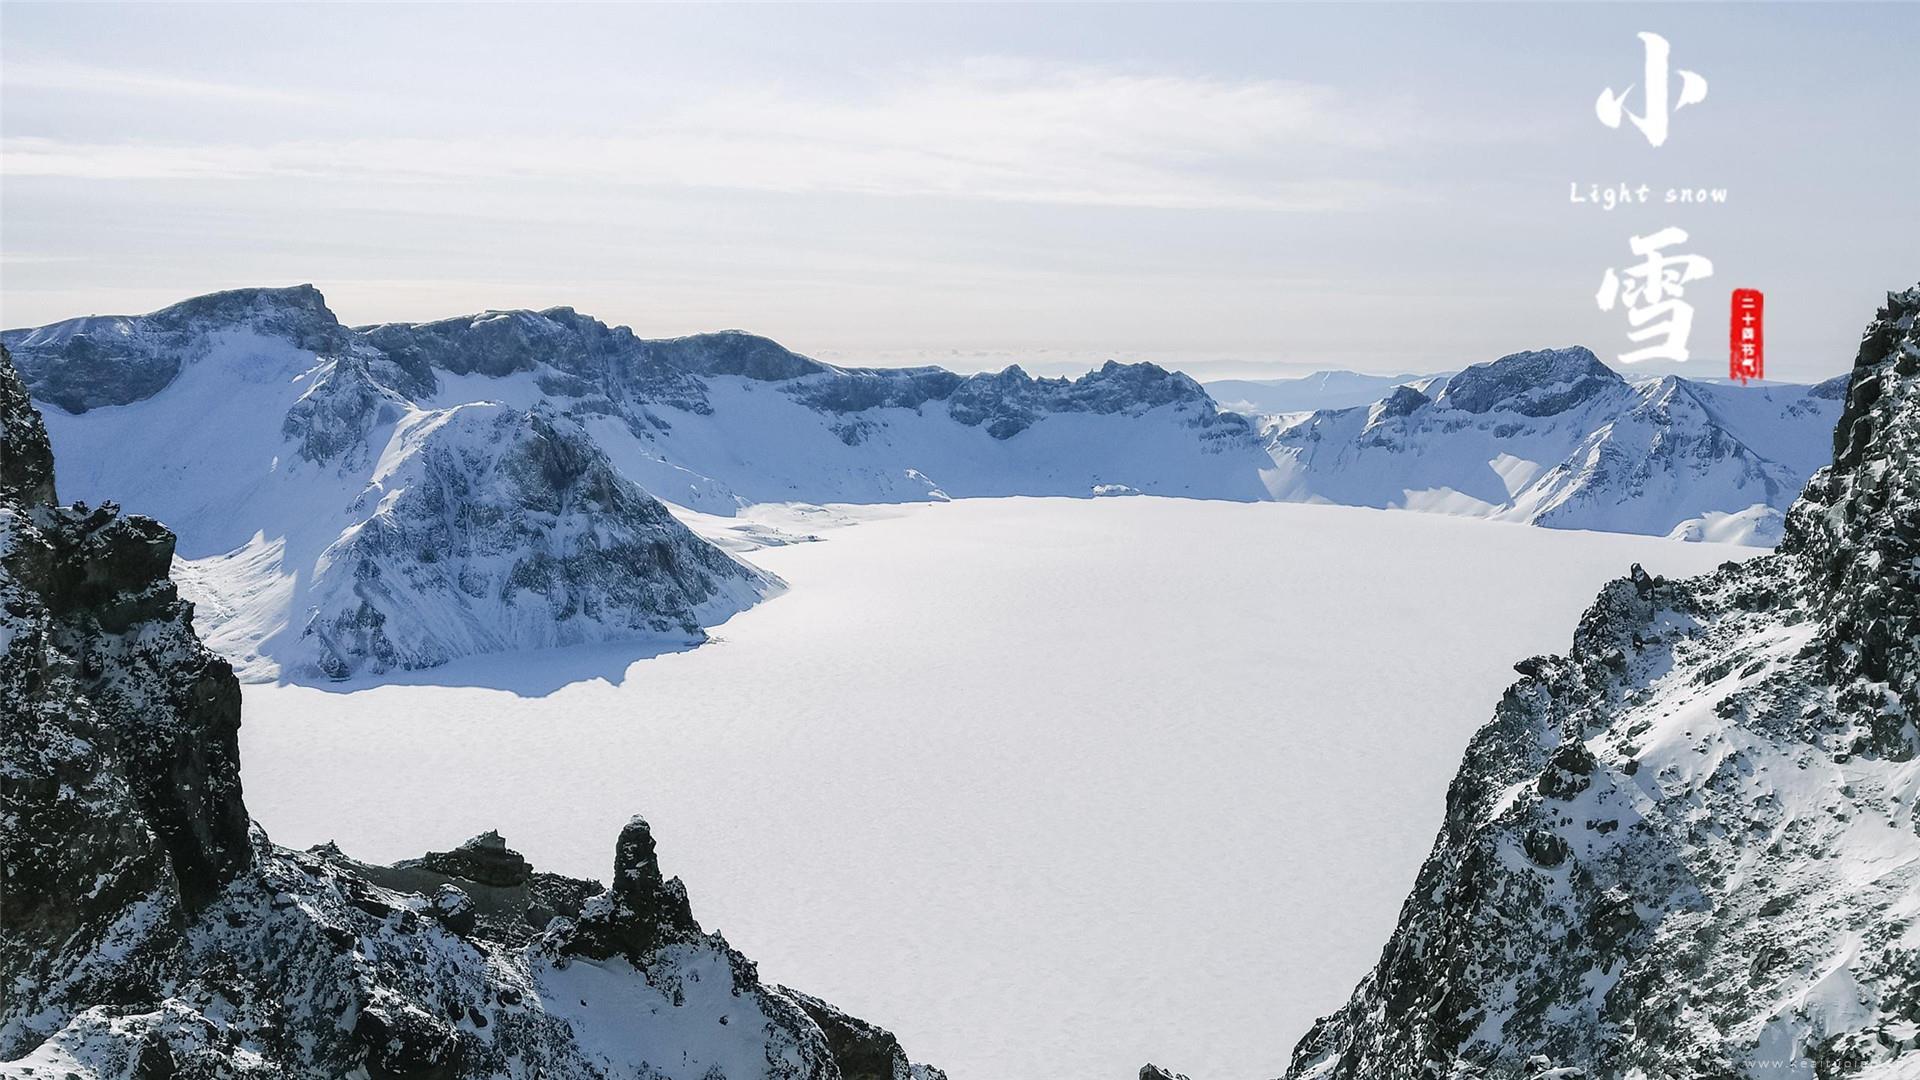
(1730, 289, 1764, 382)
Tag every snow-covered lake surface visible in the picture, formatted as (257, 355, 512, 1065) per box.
(239, 497, 1753, 1080)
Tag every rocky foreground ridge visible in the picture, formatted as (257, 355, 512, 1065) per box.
(0, 344, 939, 1079)
(1258, 290, 1920, 1079)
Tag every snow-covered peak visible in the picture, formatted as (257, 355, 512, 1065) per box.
(1434, 345, 1626, 416)
(2, 284, 349, 414)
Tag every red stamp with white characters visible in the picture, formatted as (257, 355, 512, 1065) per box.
(1730, 289, 1764, 382)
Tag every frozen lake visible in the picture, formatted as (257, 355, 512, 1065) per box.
(239, 498, 1751, 1079)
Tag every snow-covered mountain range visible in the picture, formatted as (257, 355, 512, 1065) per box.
(3, 286, 1261, 680)
(3, 286, 1845, 680)
(1262, 347, 1846, 546)
(1267, 287, 1920, 1079)
(0, 344, 942, 1080)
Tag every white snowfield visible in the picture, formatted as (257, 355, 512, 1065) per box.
(5, 288, 1846, 680)
(238, 497, 1753, 1080)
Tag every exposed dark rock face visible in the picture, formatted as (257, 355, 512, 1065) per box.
(412, 829, 534, 887)
(1281, 288, 1920, 1079)
(1778, 290, 1920, 760)
(2, 346, 251, 1046)
(0, 349, 937, 1078)
(552, 816, 701, 963)
(0, 345, 55, 505)
(786, 988, 937, 1080)
(1434, 347, 1624, 417)
(1373, 384, 1430, 421)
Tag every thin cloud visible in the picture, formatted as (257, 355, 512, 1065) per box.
(3, 60, 322, 106)
(0, 60, 1444, 210)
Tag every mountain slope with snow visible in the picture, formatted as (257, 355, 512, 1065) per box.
(4, 289, 778, 681)
(1276, 287, 1920, 1080)
(1262, 346, 1846, 546)
(0, 345, 941, 1080)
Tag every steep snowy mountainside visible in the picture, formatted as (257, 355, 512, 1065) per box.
(1205, 370, 1446, 416)
(1263, 345, 1847, 545)
(0, 347, 941, 1079)
(4, 288, 775, 681)
(1275, 286, 1920, 1080)
(295, 402, 776, 679)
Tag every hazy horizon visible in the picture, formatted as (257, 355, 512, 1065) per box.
(3, 2, 1915, 382)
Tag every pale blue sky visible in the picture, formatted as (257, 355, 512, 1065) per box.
(2, 2, 1913, 381)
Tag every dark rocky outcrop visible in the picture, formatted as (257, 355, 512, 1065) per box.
(551, 816, 701, 963)
(0, 345, 936, 1078)
(1278, 288, 1920, 1079)
(411, 829, 534, 887)
(2, 344, 251, 1042)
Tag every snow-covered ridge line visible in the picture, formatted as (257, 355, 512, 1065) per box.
(8, 284, 1238, 437)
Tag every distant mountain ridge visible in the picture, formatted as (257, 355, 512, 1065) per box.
(1262, 346, 1847, 546)
(3, 286, 1848, 679)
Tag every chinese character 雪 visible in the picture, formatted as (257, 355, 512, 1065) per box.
(1595, 226, 1714, 363)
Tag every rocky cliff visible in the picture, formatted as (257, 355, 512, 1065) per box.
(1278, 289, 1920, 1078)
(0, 344, 939, 1079)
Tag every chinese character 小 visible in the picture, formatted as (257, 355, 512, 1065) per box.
(1596, 31, 1708, 148)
